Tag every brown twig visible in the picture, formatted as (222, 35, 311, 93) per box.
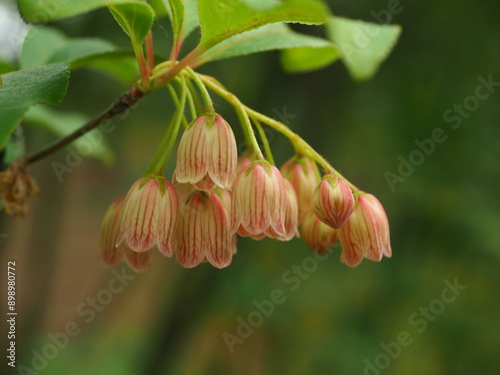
(26, 84, 145, 165)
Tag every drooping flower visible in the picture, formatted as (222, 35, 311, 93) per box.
(339, 193, 392, 267)
(301, 211, 338, 254)
(174, 114, 237, 190)
(177, 190, 233, 268)
(124, 248, 152, 271)
(231, 161, 287, 238)
(280, 157, 319, 223)
(236, 155, 252, 175)
(218, 188, 238, 254)
(100, 196, 128, 267)
(268, 179, 299, 241)
(313, 175, 355, 229)
(100, 196, 152, 272)
(116, 176, 178, 255)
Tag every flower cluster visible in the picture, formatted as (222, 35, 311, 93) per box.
(100, 113, 391, 271)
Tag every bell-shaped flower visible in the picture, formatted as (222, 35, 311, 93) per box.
(100, 196, 153, 272)
(231, 161, 287, 238)
(301, 211, 338, 254)
(313, 175, 355, 229)
(177, 191, 233, 269)
(116, 176, 178, 255)
(124, 248, 153, 272)
(100, 196, 128, 267)
(175, 114, 237, 190)
(267, 180, 299, 241)
(280, 157, 319, 224)
(339, 193, 392, 267)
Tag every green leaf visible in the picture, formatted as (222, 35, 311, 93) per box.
(281, 45, 339, 73)
(326, 16, 401, 81)
(147, 0, 169, 17)
(88, 57, 139, 86)
(24, 106, 114, 166)
(20, 27, 67, 69)
(20, 26, 121, 71)
(108, 3, 155, 47)
(18, 0, 151, 23)
(0, 61, 14, 74)
(183, 0, 200, 39)
(197, 0, 329, 50)
(197, 23, 337, 66)
(47, 39, 117, 67)
(168, 0, 185, 44)
(2, 128, 25, 167)
(0, 63, 70, 150)
(148, 0, 199, 40)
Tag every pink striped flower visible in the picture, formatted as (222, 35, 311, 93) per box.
(268, 179, 299, 241)
(177, 190, 233, 269)
(100, 196, 152, 272)
(236, 155, 252, 175)
(280, 157, 319, 224)
(231, 161, 287, 238)
(124, 248, 153, 272)
(339, 193, 392, 267)
(313, 175, 355, 229)
(175, 114, 237, 190)
(100, 196, 128, 267)
(301, 211, 338, 254)
(116, 176, 178, 255)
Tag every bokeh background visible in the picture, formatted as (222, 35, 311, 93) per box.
(1, 0, 499, 374)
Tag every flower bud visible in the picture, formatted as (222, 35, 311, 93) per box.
(280, 157, 319, 223)
(301, 211, 338, 254)
(117, 176, 178, 254)
(100, 196, 127, 267)
(231, 161, 287, 238)
(339, 193, 392, 267)
(177, 191, 233, 268)
(175, 114, 237, 190)
(313, 175, 354, 229)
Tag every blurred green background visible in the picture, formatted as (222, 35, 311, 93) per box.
(1, 0, 499, 374)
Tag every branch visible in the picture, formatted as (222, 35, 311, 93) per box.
(26, 84, 145, 165)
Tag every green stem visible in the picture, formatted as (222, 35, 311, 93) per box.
(145, 30, 155, 74)
(155, 46, 204, 88)
(254, 119, 275, 165)
(153, 76, 188, 174)
(198, 74, 358, 191)
(185, 79, 202, 117)
(167, 80, 189, 128)
(185, 84, 197, 122)
(184, 67, 214, 112)
(133, 44, 149, 90)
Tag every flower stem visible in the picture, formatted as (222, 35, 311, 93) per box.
(184, 67, 214, 112)
(254, 119, 275, 165)
(167, 80, 189, 128)
(153, 76, 188, 175)
(198, 74, 358, 191)
(145, 30, 155, 74)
